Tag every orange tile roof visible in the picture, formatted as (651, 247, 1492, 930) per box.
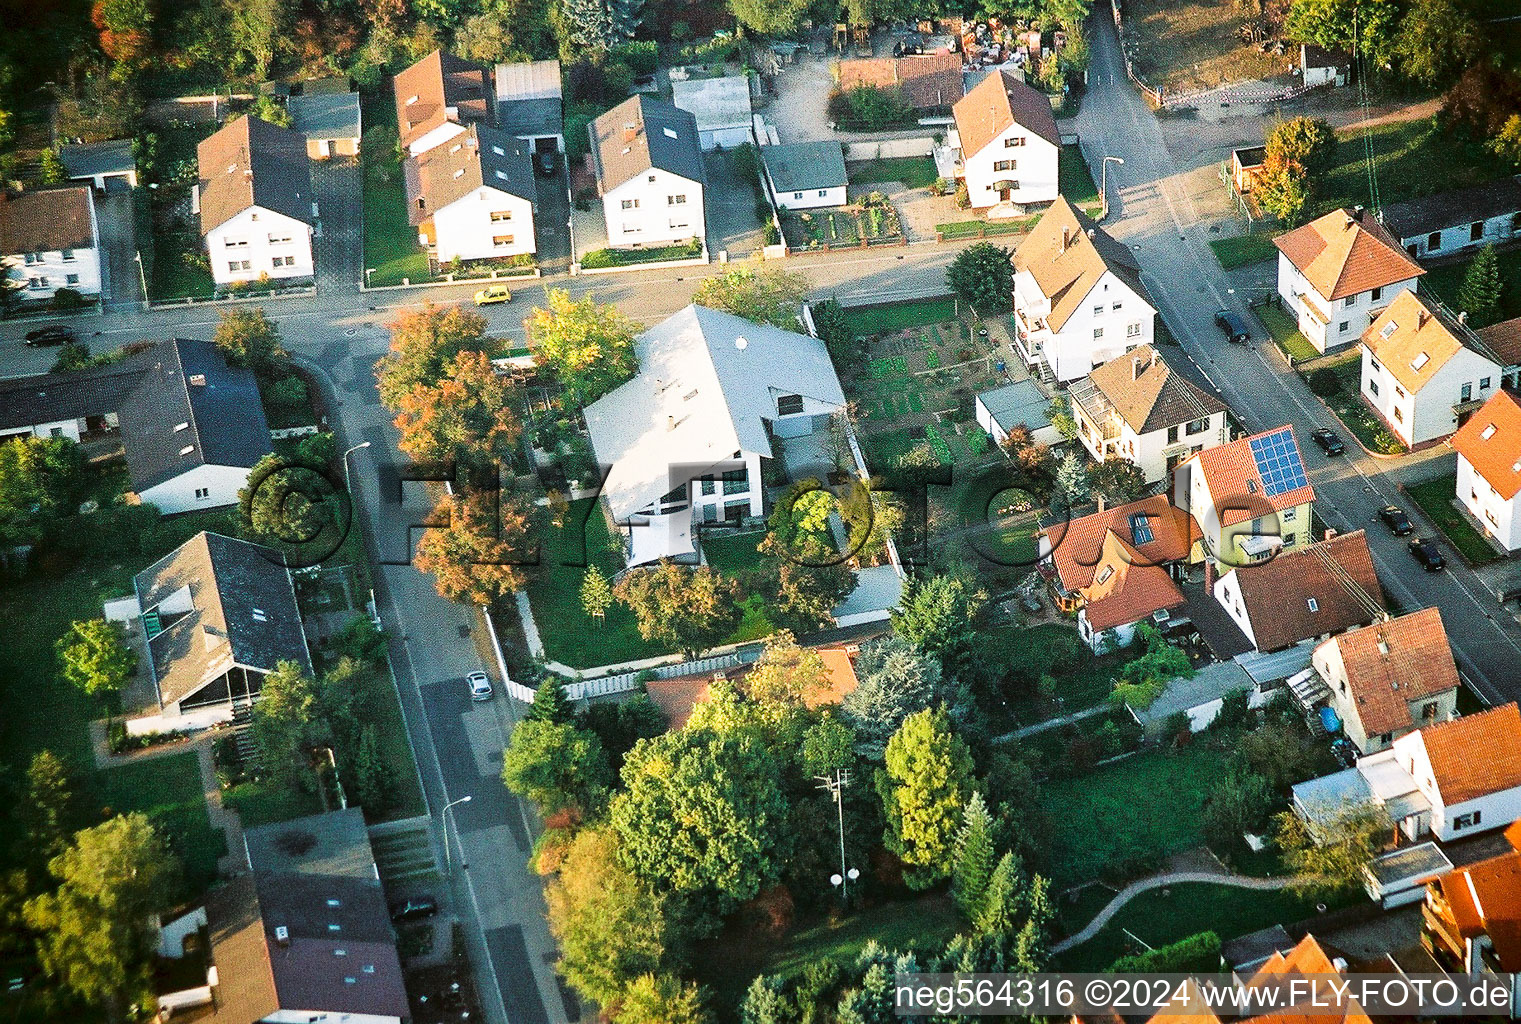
(1041, 494, 1192, 592)
(1272, 208, 1425, 301)
(1186, 426, 1316, 527)
(838, 52, 964, 109)
(1435, 848, 1521, 970)
(1327, 607, 1460, 738)
(1450, 389, 1521, 499)
(1362, 290, 1494, 394)
(1136, 936, 1372, 1024)
(952, 69, 1061, 157)
(643, 672, 722, 731)
(1228, 531, 1383, 652)
(1085, 345, 1228, 434)
(1077, 530, 1185, 632)
(1014, 197, 1149, 333)
(1413, 702, 1521, 805)
(1478, 316, 1521, 368)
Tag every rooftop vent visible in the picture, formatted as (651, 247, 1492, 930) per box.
(178, 445, 194, 457)
(492, 145, 505, 155)
(274, 926, 289, 947)
(735, 336, 748, 350)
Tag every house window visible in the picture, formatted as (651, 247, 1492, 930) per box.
(1428, 231, 1441, 250)
(26, 276, 47, 289)
(267, 232, 292, 244)
(1004, 136, 1026, 147)
(1482, 377, 1492, 389)
(668, 195, 686, 205)
(23, 252, 40, 265)
(1462, 383, 1473, 402)
(1370, 286, 1382, 301)
(1282, 507, 1297, 522)
(1283, 533, 1295, 545)
(722, 466, 748, 488)
(1338, 321, 1350, 334)
(818, 190, 828, 197)
(1422, 702, 1437, 720)
(60, 249, 75, 263)
(1167, 425, 1179, 444)
(224, 237, 248, 248)
(1185, 417, 1208, 435)
(1454, 811, 1482, 830)
(1344, 296, 1356, 308)
(723, 499, 747, 523)
(1393, 406, 1404, 422)
(1112, 301, 1122, 311)
(1394, 385, 1406, 398)
(489, 211, 512, 222)
(1092, 304, 1103, 316)
(1093, 327, 1104, 340)
(701, 479, 716, 495)
(272, 256, 295, 267)
(493, 235, 515, 248)
(1126, 322, 1142, 337)
(1368, 378, 1379, 396)
(1471, 221, 1484, 242)
(794, 191, 804, 199)
(776, 394, 805, 415)
(228, 261, 250, 272)
(993, 159, 1016, 172)
(194, 487, 210, 500)
(621, 199, 639, 209)
(65, 274, 79, 285)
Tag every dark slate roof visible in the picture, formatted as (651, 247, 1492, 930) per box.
(244, 808, 375, 878)
(255, 873, 394, 943)
(116, 338, 272, 493)
(404, 123, 536, 227)
(196, 115, 314, 232)
(289, 91, 361, 141)
(1379, 177, 1521, 240)
(590, 96, 704, 192)
(0, 352, 152, 432)
(762, 141, 847, 194)
(0, 186, 97, 254)
(134, 531, 311, 710)
(60, 139, 136, 180)
(500, 97, 564, 140)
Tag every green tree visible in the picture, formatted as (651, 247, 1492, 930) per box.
(249, 660, 325, 790)
(38, 148, 67, 184)
(524, 289, 639, 405)
(890, 574, 986, 668)
(19, 750, 75, 870)
(225, 0, 285, 79)
(1087, 456, 1146, 505)
(0, 435, 86, 546)
(616, 973, 710, 1024)
(546, 829, 671, 1008)
(502, 718, 613, 816)
(611, 728, 791, 911)
(581, 565, 613, 623)
(693, 266, 808, 328)
(841, 636, 959, 759)
(213, 307, 288, 379)
(1055, 452, 1090, 503)
(55, 619, 136, 697)
(726, 0, 809, 35)
(1202, 769, 1276, 852)
(349, 723, 394, 814)
(1274, 805, 1389, 897)
(237, 453, 336, 544)
(375, 304, 492, 410)
(811, 297, 856, 364)
(950, 792, 996, 920)
(613, 562, 742, 656)
(800, 714, 857, 775)
(945, 242, 1014, 313)
(1284, 0, 1400, 70)
(1254, 164, 1310, 223)
(1047, 396, 1078, 441)
(24, 813, 181, 1018)
(877, 709, 976, 889)
(973, 850, 1022, 935)
(741, 975, 787, 1024)
(1265, 117, 1337, 181)
(1394, 0, 1481, 85)
(528, 680, 574, 724)
(1456, 244, 1504, 327)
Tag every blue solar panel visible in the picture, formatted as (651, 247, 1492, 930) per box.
(1248, 429, 1308, 497)
(1129, 513, 1154, 545)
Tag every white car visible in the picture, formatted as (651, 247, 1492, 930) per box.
(467, 671, 494, 702)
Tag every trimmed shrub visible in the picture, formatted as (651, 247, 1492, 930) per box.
(1309, 367, 1341, 397)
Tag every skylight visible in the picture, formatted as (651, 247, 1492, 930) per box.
(1307, 597, 1319, 612)
(1380, 321, 1397, 339)
(1096, 564, 1115, 584)
(178, 445, 194, 457)
(1483, 424, 1498, 440)
(492, 145, 505, 155)
(1411, 352, 1429, 371)
(663, 127, 678, 139)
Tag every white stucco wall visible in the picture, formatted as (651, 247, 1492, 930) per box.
(1361, 343, 1501, 447)
(961, 127, 1058, 210)
(138, 463, 254, 515)
(4, 244, 103, 300)
(429, 186, 537, 262)
(1400, 211, 1521, 260)
(1278, 252, 1419, 353)
(1015, 269, 1154, 383)
(1457, 454, 1521, 551)
(205, 206, 314, 286)
(602, 168, 705, 247)
(771, 183, 847, 211)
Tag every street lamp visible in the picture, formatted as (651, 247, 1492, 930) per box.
(1101, 157, 1126, 222)
(342, 441, 371, 494)
(817, 769, 857, 904)
(442, 795, 473, 875)
(364, 267, 374, 288)
(133, 251, 148, 307)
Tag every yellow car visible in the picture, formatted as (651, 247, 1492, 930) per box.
(473, 285, 512, 305)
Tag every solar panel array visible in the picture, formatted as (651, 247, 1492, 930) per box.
(1129, 513, 1154, 545)
(1248, 428, 1308, 497)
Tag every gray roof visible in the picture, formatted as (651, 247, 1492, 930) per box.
(403, 122, 536, 226)
(196, 115, 313, 232)
(763, 141, 847, 195)
(59, 139, 135, 180)
(1130, 660, 1254, 727)
(1366, 841, 1453, 887)
(116, 338, 272, 494)
(289, 92, 361, 142)
(1222, 925, 1295, 971)
(976, 380, 1054, 435)
(584, 304, 846, 519)
(671, 76, 753, 132)
(499, 97, 563, 140)
(134, 531, 311, 710)
(0, 352, 152, 432)
(1380, 176, 1521, 241)
(244, 809, 376, 878)
(590, 96, 704, 192)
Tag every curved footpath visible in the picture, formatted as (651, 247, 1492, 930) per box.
(1053, 871, 1293, 953)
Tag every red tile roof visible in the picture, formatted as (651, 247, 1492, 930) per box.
(1042, 494, 1192, 593)
(1272, 208, 1424, 301)
(1186, 426, 1316, 527)
(838, 52, 965, 110)
(1077, 529, 1185, 632)
(1450, 388, 1521, 499)
(1414, 702, 1521, 805)
(1228, 531, 1382, 652)
(952, 69, 1061, 156)
(1436, 847, 1521, 971)
(1326, 607, 1459, 738)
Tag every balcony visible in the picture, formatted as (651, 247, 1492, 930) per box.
(1069, 379, 1121, 441)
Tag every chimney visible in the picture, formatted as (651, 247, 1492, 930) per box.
(1344, 212, 1354, 229)
(1353, 205, 1364, 221)
(1132, 356, 1142, 380)
(623, 123, 639, 143)
(1060, 225, 1070, 253)
(1417, 309, 1429, 330)
(1086, 227, 1096, 239)
(667, 415, 676, 431)
(275, 926, 290, 947)
(1096, 494, 1106, 514)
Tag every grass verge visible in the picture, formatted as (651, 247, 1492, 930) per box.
(840, 295, 959, 336)
(1255, 303, 1320, 363)
(1405, 475, 1504, 565)
(580, 240, 704, 268)
(1209, 234, 1278, 270)
(845, 157, 940, 189)
(1059, 149, 1102, 214)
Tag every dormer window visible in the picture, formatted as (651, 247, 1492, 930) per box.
(453, 169, 464, 179)
(252, 608, 268, 622)
(406, 95, 418, 105)
(174, 422, 189, 432)
(663, 127, 678, 139)
(449, 143, 462, 154)
(1307, 597, 1319, 612)
(1411, 352, 1429, 371)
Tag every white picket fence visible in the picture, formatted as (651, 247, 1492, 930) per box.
(500, 648, 763, 704)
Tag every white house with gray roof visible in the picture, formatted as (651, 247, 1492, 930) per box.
(584, 304, 846, 566)
(404, 122, 537, 262)
(589, 96, 705, 250)
(671, 76, 753, 151)
(762, 141, 847, 211)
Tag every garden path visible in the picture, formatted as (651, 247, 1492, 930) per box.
(1053, 871, 1293, 953)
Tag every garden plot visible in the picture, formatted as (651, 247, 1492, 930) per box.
(780, 192, 904, 250)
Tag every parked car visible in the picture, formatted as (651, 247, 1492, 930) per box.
(473, 285, 512, 306)
(1310, 428, 1345, 456)
(1379, 505, 1413, 536)
(24, 325, 75, 347)
(1409, 538, 1446, 572)
(389, 896, 438, 922)
(535, 149, 557, 177)
(1214, 309, 1251, 344)
(467, 670, 494, 701)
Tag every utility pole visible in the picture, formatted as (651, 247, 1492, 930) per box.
(816, 769, 859, 904)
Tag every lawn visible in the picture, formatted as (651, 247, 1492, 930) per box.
(839, 296, 960, 336)
(361, 96, 430, 288)
(102, 753, 227, 893)
(223, 781, 325, 828)
(1421, 246, 1521, 325)
(935, 216, 1037, 239)
(845, 157, 940, 189)
(1255, 302, 1319, 363)
(143, 122, 217, 301)
(1036, 745, 1230, 888)
(700, 529, 768, 574)
(1054, 883, 1357, 971)
(1301, 356, 1406, 455)
(1058, 149, 1102, 215)
(1405, 475, 1503, 565)
(1317, 118, 1511, 217)
(1209, 234, 1278, 270)
(580, 240, 704, 268)
(983, 624, 1123, 720)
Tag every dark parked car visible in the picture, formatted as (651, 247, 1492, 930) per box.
(24, 325, 75, 347)
(1409, 537, 1446, 572)
(1214, 309, 1251, 344)
(1310, 428, 1345, 456)
(1379, 505, 1413, 536)
(389, 896, 438, 922)
(534, 149, 557, 177)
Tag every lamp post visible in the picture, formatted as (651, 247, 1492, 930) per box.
(816, 769, 858, 904)
(442, 794, 472, 875)
(133, 251, 148, 307)
(1101, 157, 1126, 222)
(342, 440, 371, 494)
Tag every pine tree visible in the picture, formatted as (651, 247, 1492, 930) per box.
(1055, 453, 1091, 504)
(1457, 244, 1504, 327)
(1014, 874, 1055, 970)
(608, 0, 644, 39)
(741, 975, 787, 1024)
(581, 566, 613, 625)
(528, 680, 574, 724)
(949, 792, 996, 920)
(974, 852, 1023, 936)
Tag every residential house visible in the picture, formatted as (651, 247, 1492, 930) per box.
(394, 49, 494, 158)
(1300, 44, 1351, 87)
(1310, 607, 1461, 753)
(1069, 344, 1229, 484)
(1173, 425, 1316, 568)
(671, 76, 753, 151)
(646, 639, 866, 730)
(0, 185, 102, 302)
(289, 83, 361, 160)
(1038, 494, 1193, 652)
(951, 70, 1060, 213)
(1360, 290, 1510, 448)
(1423, 825, 1521, 976)
(583, 305, 846, 566)
(589, 96, 706, 250)
(156, 809, 409, 1023)
(837, 52, 964, 115)
(104, 531, 311, 736)
(1273, 206, 1425, 353)
(196, 115, 315, 288)
(0, 355, 146, 442)
(1450, 388, 1521, 552)
(974, 379, 1062, 448)
(496, 59, 565, 156)
(1213, 530, 1382, 654)
(1380, 177, 1521, 260)
(1012, 197, 1156, 383)
(59, 139, 138, 190)
(761, 141, 848, 211)
(404, 123, 537, 263)
(1295, 703, 1521, 845)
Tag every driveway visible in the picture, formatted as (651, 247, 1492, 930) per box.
(534, 156, 573, 274)
(96, 187, 141, 309)
(703, 150, 766, 258)
(313, 158, 363, 294)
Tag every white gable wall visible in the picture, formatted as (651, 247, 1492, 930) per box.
(138, 464, 253, 515)
(1361, 343, 1501, 447)
(602, 168, 704, 248)
(1033, 270, 1155, 383)
(961, 125, 1058, 210)
(4, 247, 102, 300)
(429, 185, 537, 262)
(205, 207, 313, 287)
(1456, 453, 1521, 551)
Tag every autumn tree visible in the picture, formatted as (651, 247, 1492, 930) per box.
(1087, 456, 1147, 505)
(523, 289, 639, 405)
(375, 304, 492, 410)
(877, 708, 976, 889)
(1274, 805, 1389, 897)
(415, 490, 536, 604)
(92, 0, 155, 75)
(393, 349, 524, 482)
(213, 307, 288, 380)
(613, 561, 741, 655)
(692, 266, 808, 328)
(55, 619, 136, 698)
